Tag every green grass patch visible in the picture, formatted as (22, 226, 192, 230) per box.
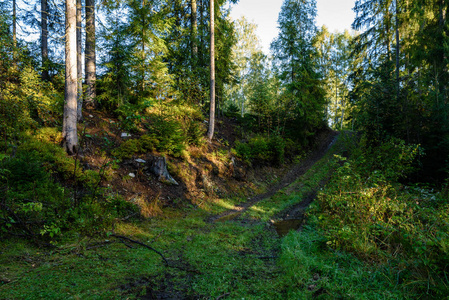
(278, 226, 406, 299)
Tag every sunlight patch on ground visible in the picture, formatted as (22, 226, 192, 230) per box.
(214, 199, 238, 210)
(249, 205, 267, 214)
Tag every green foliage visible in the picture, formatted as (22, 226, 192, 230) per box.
(235, 135, 287, 165)
(354, 137, 420, 182)
(115, 101, 152, 132)
(112, 139, 143, 160)
(34, 127, 63, 144)
(310, 139, 449, 295)
(350, 0, 449, 183)
(0, 65, 63, 144)
(279, 227, 404, 299)
(112, 104, 206, 159)
(0, 139, 138, 241)
(148, 116, 185, 157)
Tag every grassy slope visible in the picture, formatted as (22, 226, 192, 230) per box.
(0, 134, 427, 299)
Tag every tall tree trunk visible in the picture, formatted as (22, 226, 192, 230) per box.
(207, 0, 215, 141)
(41, 0, 49, 80)
(140, 0, 146, 94)
(12, 0, 17, 64)
(63, 0, 78, 155)
(191, 0, 198, 61)
(438, 0, 447, 102)
(199, 0, 204, 105)
(395, 0, 400, 102)
(385, 4, 391, 61)
(13, 0, 16, 47)
(76, 0, 83, 121)
(85, 0, 96, 108)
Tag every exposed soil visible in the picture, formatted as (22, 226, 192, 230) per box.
(76, 111, 261, 212)
(209, 129, 339, 223)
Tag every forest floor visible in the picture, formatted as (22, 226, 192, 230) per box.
(1, 116, 407, 299)
(209, 130, 338, 223)
(2, 127, 369, 299)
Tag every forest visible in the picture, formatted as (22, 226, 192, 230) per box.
(0, 0, 448, 298)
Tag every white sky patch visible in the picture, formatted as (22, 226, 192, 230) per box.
(230, 0, 356, 55)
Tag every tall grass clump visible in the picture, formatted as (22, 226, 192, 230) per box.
(309, 137, 449, 296)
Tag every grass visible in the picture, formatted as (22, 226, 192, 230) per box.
(278, 226, 405, 299)
(242, 136, 340, 222)
(0, 133, 441, 299)
(0, 212, 281, 299)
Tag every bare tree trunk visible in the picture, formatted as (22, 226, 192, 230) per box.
(63, 0, 78, 155)
(199, 0, 204, 106)
(140, 0, 146, 94)
(191, 0, 198, 60)
(13, 0, 16, 47)
(12, 0, 17, 64)
(395, 0, 400, 102)
(76, 0, 83, 121)
(85, 0, 96, 108)
(41, 0, 49, 80)
(207, 0, 215, 141)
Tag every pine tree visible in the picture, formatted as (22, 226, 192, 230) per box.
(207, 0, 215, 141)
(85, 0, 96, 108)
(41, 0, 49, 80)
(271, 0, 326, 142)
(76, 0, 82, 121)
(63, 0, 78, 154)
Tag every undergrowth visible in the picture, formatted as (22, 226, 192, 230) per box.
(0, 134, 138, 242)
(309, 137, 449, 296)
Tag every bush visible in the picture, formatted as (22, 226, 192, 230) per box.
(0, 148, 138, 241)
(115, 101, 152, 132)
(309, 139, 449, 294)
(146, 116, 186, 157)
(235, 135, 286, 165)
(112, 139, 142, 160)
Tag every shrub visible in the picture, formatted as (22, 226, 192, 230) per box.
(309, 139, 449, 294)
(140, 135, 159, 152)
(115, 101, 152, 132)
(0, 148, 138, 241)
(146, 116, 186, 157)
(268, 135, 285, 165)
(112, 139, 142, 160)
(235, 135, 286, 165)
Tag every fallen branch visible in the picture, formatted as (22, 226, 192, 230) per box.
(110, 234, 168, 265)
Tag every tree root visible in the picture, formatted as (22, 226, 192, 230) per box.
(110, 234, 202, 274)
(111, 234, 168, 265)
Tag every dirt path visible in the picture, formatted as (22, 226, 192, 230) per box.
(209, 130, 339, 223)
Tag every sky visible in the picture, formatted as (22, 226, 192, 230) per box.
(229, 0, 356, 54)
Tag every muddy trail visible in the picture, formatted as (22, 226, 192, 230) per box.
(209, 130, 339, 224)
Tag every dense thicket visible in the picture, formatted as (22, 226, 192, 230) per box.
(351, 0, 449, 183)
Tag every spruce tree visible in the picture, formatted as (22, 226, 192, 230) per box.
(271, 0, 326, 142)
